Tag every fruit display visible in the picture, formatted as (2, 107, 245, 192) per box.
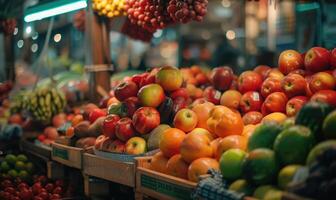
(92, 0, 127, 18)
(0, 154, 33, 181)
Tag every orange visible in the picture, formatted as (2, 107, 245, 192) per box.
(150, 152, 169, 174)
(210, 138, 221, 156)
(65, 126, 75, 138)
(159, 128, 186, 158)
(189, 128, 215, 141)
(220, 90, 242, 110)
(262, 112, 287, 124)
(188, 158, 219, 182)
(166, 154, 189, 179)
(242, 124, 256, 140)
(207, 106, 244, 138)
(180, 132, 213, 163)
(191, 101, 215, 131)
(215, 135, 247, 160)
(71, 114, 84, 126)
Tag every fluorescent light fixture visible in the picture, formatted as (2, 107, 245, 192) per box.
(24, 0, 87, 23)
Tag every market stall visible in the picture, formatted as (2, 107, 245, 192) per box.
(1, 0, 336, 200)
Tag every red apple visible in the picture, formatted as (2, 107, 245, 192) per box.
(89, 108, 107, 124)
(254, 65, 271, 80)
(50, 194, 61, 200)
(261, 77, 283, 98)
(173, 97, 188, 113)
(155, 66, 183, 92)
(45, 183, 54, 193)
(114, 80, 138, 101)
(44, 127, 58, 140)
(309, 72, 336, 93)
(310, 90, 336, 107)
(281, 74, 307, 98)
(138, 84, 165, 107)
(140, 72, 156, 88)
(52, 186, 62, 195)
(286, 96, 308, 117)
(107, 139, 126, 153)
(210, 66, 234, 91)
(304, 47, 330, 72)
(18, 183, 29, 191)
(102, 114, 120, 139)
(125, 137, 147, 155)
(266, 68, 284, 80)
(242, 111, 263, 125)
(94, 135, 108, 150)
(32, 183, 42, 195)
(261, 92, 288, 115)
(278, 50, 304, 75)
(170, 88, 189, 101)
(131, 73, 146, 87)
(331, 48, 336, 69)
(8, 114, 23, 125)
(203, 86, 221, 105)
(123, 97, 140, 117)
(239, 91, 263, 113)
(238, 71, 263, 93)
(115, 118, 136, 142)
(132, 107, 160, 134)
(19, 188, 33, 200)
(173, 108, 198, 132)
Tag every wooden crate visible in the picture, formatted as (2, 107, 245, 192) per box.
(51, 142, 83, 169)
(83, 175, 110, 197)
(83, 153, 136, 187)
(135, 157, 197, 200)
(20, 139, 51, 161)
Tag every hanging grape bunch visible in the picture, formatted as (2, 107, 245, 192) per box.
(92, 0, 127, 18)
(125, 0, 174, 32)
(167, 0, 208, 23)
(121, 18, 154, 42)
(0, 18, 17, 35)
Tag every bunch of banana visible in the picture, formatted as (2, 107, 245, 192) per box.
(10, 90, 30, 114)
(92, 0, 126, 18)
(26, 87, 66, 124)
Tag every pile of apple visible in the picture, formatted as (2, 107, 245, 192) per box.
(93, 66, 191, 155)
(0, 176, 64, 200)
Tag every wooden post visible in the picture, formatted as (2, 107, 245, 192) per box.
(85, 0, 112, 103)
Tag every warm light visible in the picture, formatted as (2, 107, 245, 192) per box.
(24, 0, 87, 22)
(226, 30, 236, 40)
(31, 44, 38, 52)
(25, 26, 32, 34)
(154, 30, 163, 38)
(54, 34, 62, 43)
(32, 32, 38, 40)
(221, 0, 231, 8)
(17, 40, 24, 48)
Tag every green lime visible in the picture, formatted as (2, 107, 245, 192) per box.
(278, 165, 302, 189)
(5, 154, 17, 165)
(0, 161, 10, 172)
(8, 169, 18, 178)
(18, 170, 29, 180)
(15, 161, 26, 171)
(322, 110, 336, 139)
(253, 185, 277, 199)
(306, 140, 336, 165)
(17, 154, 28, 163)
(274, 125, 315, 165)
(25, 162, 34, 173)
(243, 148, 279, 185)
(228, 179, 255, 195)
(219, 149, 247, 180)
(264, 190, 283, 200)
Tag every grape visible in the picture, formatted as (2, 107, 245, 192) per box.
(121, 18, 154, 42)
(125, 0, 174, 32)
(167, 0, 208, 24)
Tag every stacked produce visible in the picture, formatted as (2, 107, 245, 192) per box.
(0, 154, 33, 181)
(92, 0, 127, 18)
(0, 175, 65, 200)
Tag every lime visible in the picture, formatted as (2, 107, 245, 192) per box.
(8, 169, 18, 178)
(322, 110, 336, 139)
(247, 122, 283, 151)
(17, 154, 28, 163)
(25, 162, 34, 173)
(282, 117, 295, 129)
(5, 154, 17, 165)
(274, 125, 315, 165)
(243, 148, 279, 185)
(306, 140, 336, 165)
(219, 149, 247, 180)
(18, 170, 29, 180)
(228, 179, 255, 195)
(264, 190, 283, 200)
(0, 161, 10, 172)
(278, 165, 302, 189)
(253, 185, 277, 199)
(15, 161, 26, 171)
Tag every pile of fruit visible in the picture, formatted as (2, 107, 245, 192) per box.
(122, 0, 208, 41)
(0, 154, 34, 181)
(0, 175, 64, 200)
(92, 0, 127, 18)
